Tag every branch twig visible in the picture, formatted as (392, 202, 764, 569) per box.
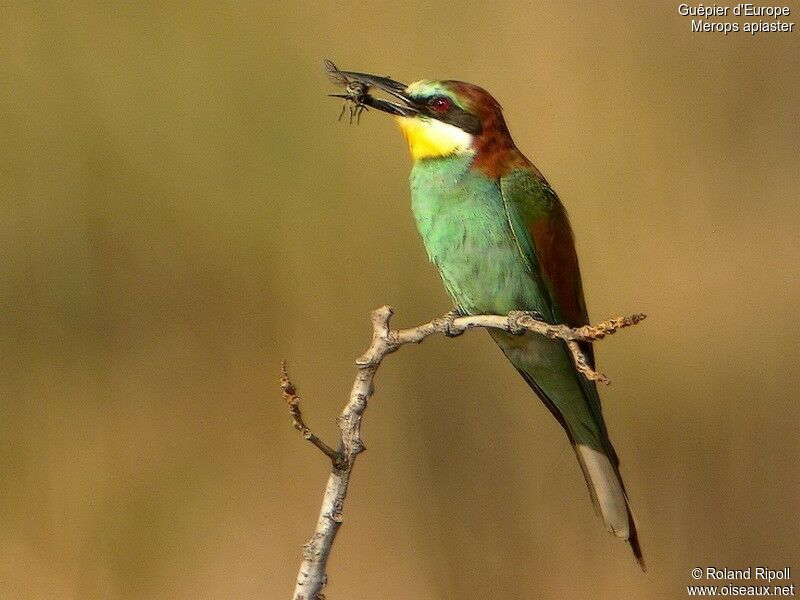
(284, 306, 645, 600)
(280, 362, 344, 468)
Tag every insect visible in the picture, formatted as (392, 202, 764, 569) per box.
(325, 60, 370, 124)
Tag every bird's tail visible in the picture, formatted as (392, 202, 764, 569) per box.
(515, 366, 645, 570)
(573, 442, 645, 570)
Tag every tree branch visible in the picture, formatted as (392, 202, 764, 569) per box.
(280, 362, 344, 468)
(284, 306, 645, 600)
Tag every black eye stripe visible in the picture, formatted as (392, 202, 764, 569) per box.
(416, 96, 483, 135)
(444, 111, 482, 135)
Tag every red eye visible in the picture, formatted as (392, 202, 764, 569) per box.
(429, 96, 451, 113)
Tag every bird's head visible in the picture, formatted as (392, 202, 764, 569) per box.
(331, 68, 518, 164)
(394, 80, 489, 161)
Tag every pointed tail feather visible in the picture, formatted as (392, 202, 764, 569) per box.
(515, 366, 645, 570)
(575, 444, 645, 571)
(575, 444, 629, 537)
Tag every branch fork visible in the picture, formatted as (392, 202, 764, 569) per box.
(282, 305, 645, 600)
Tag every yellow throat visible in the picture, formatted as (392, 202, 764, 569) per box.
(395, 116, 474, 160)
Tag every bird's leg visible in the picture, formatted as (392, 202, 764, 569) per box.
(355, 104, 367, 124)
(507, 310, 546, 335)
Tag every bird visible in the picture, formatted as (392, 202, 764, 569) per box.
(328, 67, 644, 569)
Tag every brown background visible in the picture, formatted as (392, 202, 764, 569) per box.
(2, 2, 799, 598)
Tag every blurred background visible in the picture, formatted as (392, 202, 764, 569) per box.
(2, 2, 799, 598)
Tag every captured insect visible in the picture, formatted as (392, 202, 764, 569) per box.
(324, 59, 370, 124)
(324, 60, 417, 122)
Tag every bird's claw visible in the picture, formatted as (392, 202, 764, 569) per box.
(438, 310, 464, 337)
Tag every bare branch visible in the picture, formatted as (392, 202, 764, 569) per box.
(280, 362, 344, 468)
(567, 340, 609, 385)
(287, 306, 645, 599)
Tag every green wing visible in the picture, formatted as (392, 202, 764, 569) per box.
(498, 166, 614, 455)
(497, 166, 643, 566)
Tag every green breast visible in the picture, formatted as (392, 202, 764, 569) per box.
(409, 156, 548, 316)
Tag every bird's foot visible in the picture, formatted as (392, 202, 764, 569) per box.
(437, 309, 464, 337)
(507, 310, 545, 335)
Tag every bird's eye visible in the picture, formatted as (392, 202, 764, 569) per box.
(429, 96, 452, 113)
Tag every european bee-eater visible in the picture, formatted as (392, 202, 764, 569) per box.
(329, 67, 644, 569)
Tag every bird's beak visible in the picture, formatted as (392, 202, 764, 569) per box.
(328, 67, 419, 117)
